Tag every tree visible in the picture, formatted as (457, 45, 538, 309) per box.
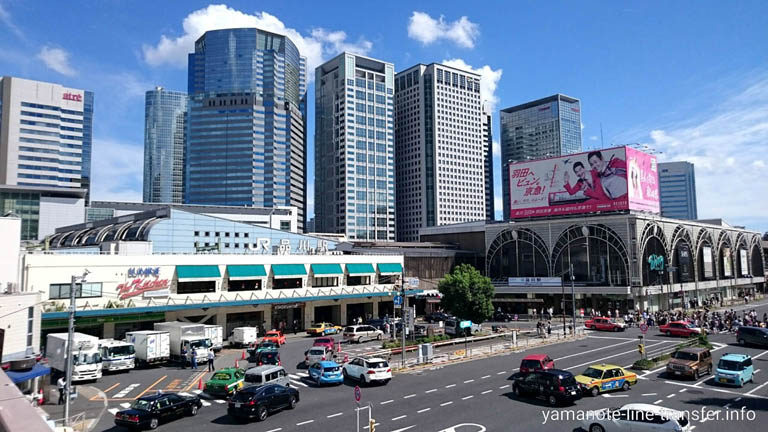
(438, 264, 495, 323)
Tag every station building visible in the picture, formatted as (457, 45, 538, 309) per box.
(421, 213, 766, 314)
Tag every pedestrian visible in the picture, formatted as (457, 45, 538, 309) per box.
(207, 350, 215, 372)
(191, 349, 198, 370)
(180, 347, 187, 369)
(57, 376, 66, 405)
(293, 319, 298, 335)
(547, 321, 552, 338)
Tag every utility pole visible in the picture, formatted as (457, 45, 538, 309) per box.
(561, 277, 566, 337)
(401, 270, 406, 368)
(570, 263, 576, 335)
(64, 270, 88, 426)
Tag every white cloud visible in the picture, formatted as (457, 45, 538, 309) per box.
(442, 58, 503, 111)
(89, 138, 143, 203)
(492, 139, 500, 157)
(407, 11, 479, 48)
(643, 75, 768, 231)
(589, 135, 598, 141)
(0, 2, 23, 39)
(142, 4, 372, 80)
(37, 46, 76, 76)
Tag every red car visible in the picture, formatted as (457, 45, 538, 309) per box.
(660, 321, 703, 337)
(261, 330, 286, 346)
(519, 354, 555, 373)
(584, 317, 626, 332)
(312, 337, 336, 352)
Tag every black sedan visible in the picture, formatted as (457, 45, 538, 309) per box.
(227, 383, 299, 422)
(510, 370, 582, 406)
(114, 393, 201, 430)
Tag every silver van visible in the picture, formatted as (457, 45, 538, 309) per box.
(343, 325, 384, 343)
(244, 365, 291, 388)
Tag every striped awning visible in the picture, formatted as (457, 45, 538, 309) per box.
(227, 265, 267, 280)
(271, 264, 307, 278)
(346, 263, 375, 275)
(177, 265, 221, 280)
(377, 263, 403, 274)
(310, 263, 343, 275)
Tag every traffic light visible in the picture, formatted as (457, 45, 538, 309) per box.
(637, 344, 644, 355)
(369, 419, 376, 432)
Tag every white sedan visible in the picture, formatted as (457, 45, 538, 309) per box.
(581, 404, 691, 432)
(342, 357, 392, 385)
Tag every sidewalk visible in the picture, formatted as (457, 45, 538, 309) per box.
(39, 385, 105, 432)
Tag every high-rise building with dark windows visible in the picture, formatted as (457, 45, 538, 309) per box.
(143, 87, 187, 204)
(500, 94, 581, 219)
(659, 161, 698, 220)
(185, 28, 308, 230)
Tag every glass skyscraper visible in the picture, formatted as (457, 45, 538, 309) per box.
(315, 53, 396, 241)
(659, 161, 698, 220)
(143, 87, 187, 203)
(185, 28, 308, 230)
(500, 94, 581, 219)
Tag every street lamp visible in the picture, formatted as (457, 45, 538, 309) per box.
(64, 269, 89, 426)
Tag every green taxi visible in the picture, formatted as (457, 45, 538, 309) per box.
(204, 367, 245, 397)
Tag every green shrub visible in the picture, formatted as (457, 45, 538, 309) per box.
(632, 359, 655, 370)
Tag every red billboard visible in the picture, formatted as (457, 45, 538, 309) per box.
(508, 146, 660, 219)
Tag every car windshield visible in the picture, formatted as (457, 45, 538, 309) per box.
(325, 366, 340, 372)
(672, 351, 699, 361)
(106, 345, 135, 356)
(718, 360, 743, 371)
(130, 399, 153, 411)
(559, 375, 577, 386)
(686, 324, 698, 329)
(581, 367, 604, 379)
(344, 327, 355, 332)
(244, 374, 262, 384)
(521, 360, 541, 369)
(368, 361, 388, 369)
(73, 352, 101, 365)
(190, 339, 211, 349)
(231, 390, 256, 402)
(260, 342, 277, 348)
(316, 338, 331, 343)
(266, 332, 279, 337)
(212, 372, 232, 380)
(309, 348, 325, 355)
(262, 352, 278, 360)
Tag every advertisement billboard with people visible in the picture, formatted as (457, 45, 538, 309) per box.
(508, 146, 660, 219)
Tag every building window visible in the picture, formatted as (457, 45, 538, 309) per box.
(194, 231, 200, 236)
(225, 232, 230, 237)
(177, 281, 216, 294)
(273, 278, 303, 289)
(228, 279, 262, 292)
(280, 221, 291, 231)
(204, 232, 210, 237)
(49, 282, 103, 299)
(313, 277, 338, 288)
(244, 233, 249, 238)
(27, 307, 34, 348)
(215, 232, 220, 237)
(347, 276, 371, 286)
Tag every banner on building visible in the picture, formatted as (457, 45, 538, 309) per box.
(740, 249, 749, 276)
(677, 243, 692, 282)
(723, 247, 732, 277)
(702, 246, 714, 278)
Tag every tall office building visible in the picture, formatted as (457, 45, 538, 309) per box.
(315, 53, 396, 241)
(500, 94, 581, 219)
(185, 28, 308, 230)
(482, 105, 495, 221)
(394, 63, 485, 242)
(143, 87, 187, 203)
(0, 76, 93, 198)
(659, 161, 698, 220)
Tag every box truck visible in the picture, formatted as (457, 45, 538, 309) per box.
(204, 324, 224, 352)
(98, 339, 135, 372)
(153, 322, 211, 363)
(125, 331, 170, 366)
(231, 327, 259, 347)
(46, 333, 102, 382)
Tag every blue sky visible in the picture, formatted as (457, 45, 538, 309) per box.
(1, 1, 767, 232)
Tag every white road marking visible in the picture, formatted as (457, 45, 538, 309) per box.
(445, 384, 456, 388)
(108, 408, 119, 415)
(666, 394, 675, 398)
(641, 393, 657, 396)
(745, 379, 768, 395)
(290, 380, 308, 387)
(735, 397, 742, 402)
(114, 383, 141, 398)
(266, 429, 282, 432)
(120, 403, 131, 408)
(363, 423, 380, 430)
(381, 399, 394, 405)
(653, 399, 663, 404)
(192, 390, 202, 394)
(417, 408, 431, 413)
(679, 389, 687, 393)
(178, 392, 192, 397)
(723, 404, 731, 408)
(391, 415, 407, 421)
(564, 341, 671, 371)
(425, 389, 437, 393)
(213, 399, 225, 404)
(201, 400, 211, 406)
(499, 384, 510, 389)
(390, 425, 415, 432)
(464, 379, 474, 383)
(481, 375, 491, 379)
(497, 371, 507, 375)
(440, 401, 453, 406)
(462, 395, 474, 400)
(481, 390, 493, 394)
(404, 394, 416, 399)
(327, 412, 343, 418)
(296, 420, 314, 426)
(601, 394, 628, 398)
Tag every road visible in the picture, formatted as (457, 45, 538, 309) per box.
(65, 299, 768, 431)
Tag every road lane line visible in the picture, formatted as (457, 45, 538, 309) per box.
(440, 401, 453, 406)
(201, 400, 211, 406)
(417, 408, 431, 413)
(563, 341, 671, 371)
(462, 395, 474, 400)
(108, 408, 119, 415)
(404, 394, 416, 399)
(497, 371, 507, 375)
(381, 399, 394, 405)
(327, 413, 343, 418)
(679, 389, 687, 393)
(481, 390, 492, 394)
(499, 384, 510, 389)
(666, 394, 675, 398)
(266, 429, 282, 432)
(481, 375, 491, 379)
(735, 397, 742, 401)
(391, 415, 407, 421)
(653, 399, 663, 404)
(120, 402, 131, 408)
(102, 383, 121, 394)
(363, 423, 380, 430)
(135, 375, 167, 399)
(641, 393, 657, 396)
(745, 379, 768, 395)
(425, 389, 437, 393)
(723, 403, 731, 408)
(213, 400, 225, 404)
(114, 383, 141, 398)
(445, 384, 456, 388)
(184, 371, 206, 391)
(296, 420, 314, 426)
(464, 379, 474, 383)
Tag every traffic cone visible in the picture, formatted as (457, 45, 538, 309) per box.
(197, 378, 203, 390)
(38, 388, 45, 405)
(234, 359, 239, 369)
(344, 353, 349, 363)
(241, 350, 246, 360)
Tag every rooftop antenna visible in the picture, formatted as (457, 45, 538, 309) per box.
(600, 123, 605, 149)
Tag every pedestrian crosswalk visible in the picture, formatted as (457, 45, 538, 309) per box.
(113, 383, 140, 398)
(289, 372, 309, 387)
(108, 408, 119, 415)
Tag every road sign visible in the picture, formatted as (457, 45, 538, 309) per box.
(406, 277, 420, 288)
(640, 323, 648, 334)
(393, 295, 403, 307)
(459, 320, 472, 329)
(354, 385, 361, 402)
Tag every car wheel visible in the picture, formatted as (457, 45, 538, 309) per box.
(149, 417, 159, 430)
(360, 374, 367, 385)
(288, 396, 297, 409)
(342, 369, 348, 378)
(513, 385, 522, 396)
(665, 331, 671, 336)
(189, 405, 198, 416)
(357, 337, 362, 344)
(548, 395, 558, 406)
(256, 406, 268, 422)
(693, 369, 699, 380)
(738, 338, 746, 346)
(590, 386, 599, 397)
(622, 382, 630, 391)
(614, 327, 620, 332)
(377, 334, 382, 341)
(589, 424, 605, 432)
(707, 365, 712, 375)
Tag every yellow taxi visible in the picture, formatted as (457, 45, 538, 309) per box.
(575, 363, 637, 397)
(306, 322, 343, 336)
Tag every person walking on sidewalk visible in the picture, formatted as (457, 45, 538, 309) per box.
(57, 376, 66, 405)
(191, 349, 198, 370)
(207, 350, 215, 372)
(181, 347, 188, 369)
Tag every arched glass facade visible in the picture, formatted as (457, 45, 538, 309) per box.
(551, 225, 628, 286)
(487, 229, 549, 280)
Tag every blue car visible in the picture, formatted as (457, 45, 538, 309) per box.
(714, 353, 754, 387)
(308, 361, 344, 386)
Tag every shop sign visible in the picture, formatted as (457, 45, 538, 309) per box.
(647, 254, 665, 272)
(507, 277, 561, 287)
(128, 267, 160, 278)
(118, 267, 169, 300)
(62, 92, 82, 102)
(273, 302, 304, 310)
(248, 238, 331, 255)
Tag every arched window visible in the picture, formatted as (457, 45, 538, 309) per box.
(696, 230, 715, 280)
(487, 229, 549, 280)
(750, 238, 765, 277)
(716, 232, 734, 279)
(551, 225, 628, 286)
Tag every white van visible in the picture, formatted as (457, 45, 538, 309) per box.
(244, 365, 291, 388)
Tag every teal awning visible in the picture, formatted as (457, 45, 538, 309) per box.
(377, 263, 403, 274)
(311, 263, 343, 275)
(346, 263, 375, 275)
(271, 264, 307, 278)
(227, 265, 267, 280)
(177, 265, 221, 280)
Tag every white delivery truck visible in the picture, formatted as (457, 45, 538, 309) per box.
(98, 339, 136, 372)
(231, 327, 259, 347)
(204, 324, 224, 352)
(46, 333, 102, 382)
(125, 331, 170, 367)
(153, 322, 211, 363)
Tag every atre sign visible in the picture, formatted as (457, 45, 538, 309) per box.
(62, 92, 82, 102)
